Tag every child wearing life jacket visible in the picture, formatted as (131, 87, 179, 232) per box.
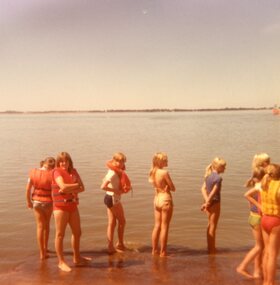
(25, 156, 55, 260)
(52, 152, 90, 272)
(260, 164, 280, 285)
(101, 152, 131, 254)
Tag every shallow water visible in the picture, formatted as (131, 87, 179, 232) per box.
(0, 110, 279, 284)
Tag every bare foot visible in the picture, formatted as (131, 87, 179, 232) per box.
(40, 252, 50, 260)
(108, 247, 117, 255)
(152, 250, 159, 256)
(236, 267, 254, 279)
(253, 272, 262, 279)
(74, 256, 92, 266)
(208, 249, 217, 255)
(116, 244, 127, 252)
(58, 262, 72, 272)
(160, 252, 168, 258)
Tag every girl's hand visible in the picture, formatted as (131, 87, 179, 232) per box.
(27, 202, 33, 209)
(200, 202, 209, 212)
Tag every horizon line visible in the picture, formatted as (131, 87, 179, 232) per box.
(0, 107, 272, 114)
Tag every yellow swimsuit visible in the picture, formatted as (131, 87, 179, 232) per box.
(154, 190, 173, 210)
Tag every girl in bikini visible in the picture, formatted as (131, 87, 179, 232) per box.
(201, 157, 226, 254)
(236, 153, 270, 279)
(149, 152, 176, 257)
(101, 152, 129, 254)
(260, 164, 280, 285)
(236, 167, 265, 279)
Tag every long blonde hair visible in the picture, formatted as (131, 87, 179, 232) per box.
(252, 153, 270, 169)
(149, 152, 168, 181)
(261, 164, 280, 191)
(204, 157, 226, 179)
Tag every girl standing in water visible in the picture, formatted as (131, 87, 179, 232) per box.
(260, 164, 280, 285)
(236, 153, 270, 279)
(149, 152, 176, 257)
(52, 152, 90, 272)
(201, 157, 226, 254)
(26, 157, 56, 259)
(101, 152, 130, 254)
(236, 167, 265, 279)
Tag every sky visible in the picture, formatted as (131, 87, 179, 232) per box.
(1, 0, 280, 111)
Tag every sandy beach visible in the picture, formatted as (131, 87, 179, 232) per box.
(0, 246, 275, 285)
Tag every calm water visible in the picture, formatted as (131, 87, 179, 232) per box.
(0, 110, 279, 284)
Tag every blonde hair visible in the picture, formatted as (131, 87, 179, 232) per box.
(56, 152, 74, 172)
(245, 167, 266, 188)
(113, 152, 126, 163)
(204, 157, 226, 179)
(261, 164, 280, 191)
(149, 152, 168, 181)
(252, 153, 270, 169)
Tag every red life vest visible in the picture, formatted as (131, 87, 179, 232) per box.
(29, 168, 52, 203)
(52, 168, 79, 207)
(106, 160, 132, 193)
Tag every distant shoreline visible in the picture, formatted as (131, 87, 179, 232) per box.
(0, 107, 272, 114)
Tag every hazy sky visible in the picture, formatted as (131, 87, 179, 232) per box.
(1, 0, 280, 111)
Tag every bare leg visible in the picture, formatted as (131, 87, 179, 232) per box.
(107, 208, 117, 253)
(206, 202, 220, 254)
(33, 207, 45, 259)
(43, 205, 53, 258)
(68, 209, 91, 265)
(53, 210, 71, 272)
(262, 228, 269, 285)
(159, 203, 173, 257)
(69, 209, 82, 263)
(112, 203, 126, 250)
(265, 225, 280, 285)
(236, 225, 263, 279)
(152, 208, 161, 255)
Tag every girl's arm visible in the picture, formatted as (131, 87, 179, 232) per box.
(25, 180, 33, 209)
(55, 176, 81, 194)
(164, 171, 176, 192)
(244, 187, 261, 211)
(201, 182, 208, 201)
(74, 175, 85, 194)
(205, 184, 219, 205)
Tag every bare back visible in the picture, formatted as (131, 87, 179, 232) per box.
(151, 168, 175, 193)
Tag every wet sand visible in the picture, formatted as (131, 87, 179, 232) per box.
(0, 246, 276, 285)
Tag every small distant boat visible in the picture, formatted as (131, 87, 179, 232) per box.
(272, 105, 280, 115)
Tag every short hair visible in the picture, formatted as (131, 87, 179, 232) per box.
(261, 164, 280, 191)
(113, 152, 126, 163)
(252, 153, 270, 169)
(43, 157, 56, 169)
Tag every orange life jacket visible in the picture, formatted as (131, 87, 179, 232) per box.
(52, 168, 79, 207)
(29, 168, 53, 203)
(106, 160, 132, 193)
